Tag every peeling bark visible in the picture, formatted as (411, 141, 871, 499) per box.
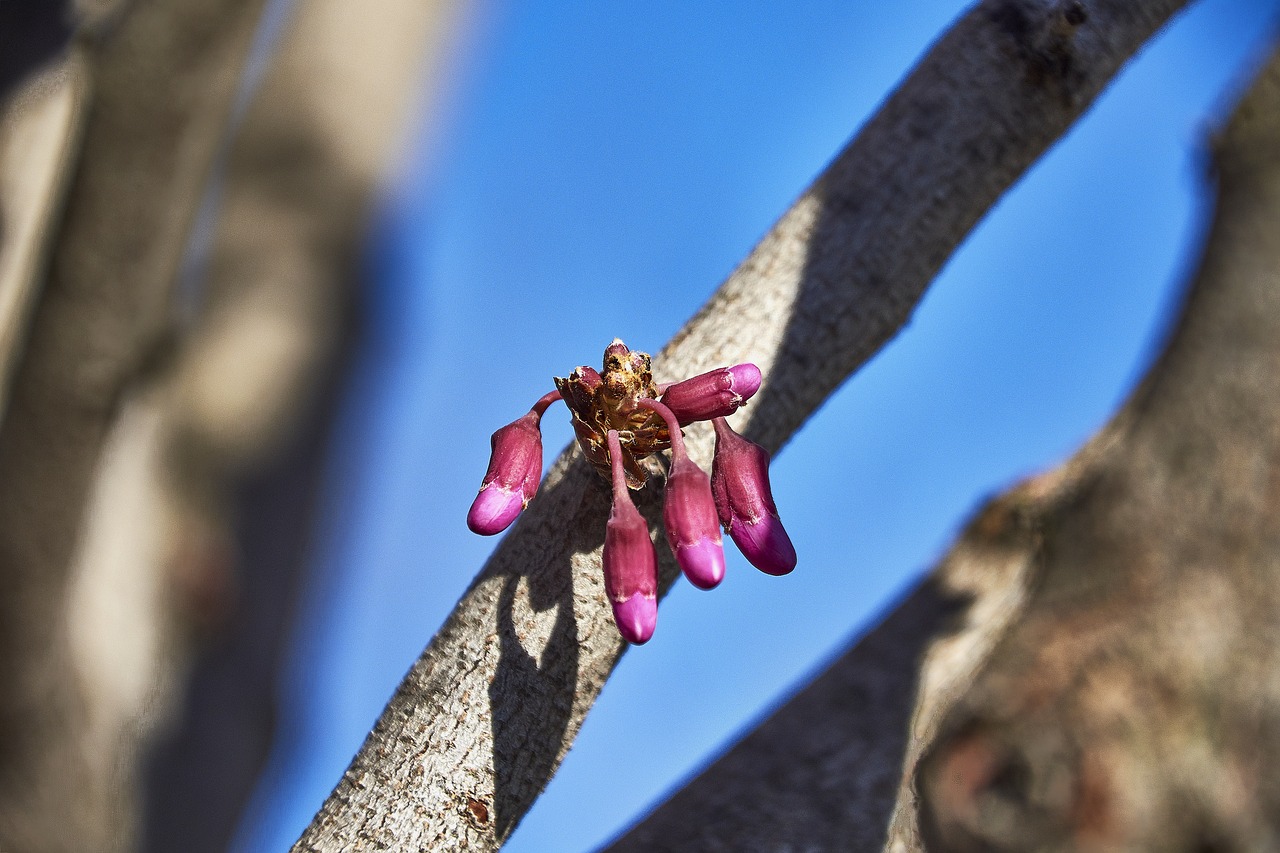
(293, 1, 1191, 848)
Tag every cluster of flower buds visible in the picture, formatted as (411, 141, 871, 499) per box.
(468, 339, 796, 644)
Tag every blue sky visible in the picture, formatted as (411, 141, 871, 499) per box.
(233, 2, 1280, 850)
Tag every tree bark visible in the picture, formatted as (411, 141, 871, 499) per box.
(0, 55, 88, 422)
(901, 39, 1280, 852)
(136, 2, 469, 850)
(0, 0, 469, 850)
(608, 35, 1280, 853)
(293, 1, 1191, 849)
(0, 1, 269, 848)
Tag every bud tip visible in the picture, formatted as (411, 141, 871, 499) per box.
(728, 363, 762, 399)
(467, 486, 523, 536)
(731, 514, 797, 576)
(676, 536, 726, 589)
(612, 593, 657, 644)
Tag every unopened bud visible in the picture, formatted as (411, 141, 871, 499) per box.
(637, 398, 726, 590)
(663, 457, 726, 589)
(710, 418, 796, 575)
(604, 429, 658, 643)
(467, 411, 543, 536)
(556, 365, 602, 416)
(660, 363, 762, 426)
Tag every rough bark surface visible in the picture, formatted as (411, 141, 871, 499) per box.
(609, 35, 1280, 853)
(293, 1, 1190, 849)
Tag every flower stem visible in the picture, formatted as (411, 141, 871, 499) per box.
(531, 389, 564, 419)
(637, 398, 685, 458)
(606, 429, 629, 497)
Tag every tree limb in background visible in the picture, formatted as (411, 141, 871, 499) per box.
(0, 0, 469, 850)
(610, 35, 1280, 853)
(293, 1, 1191, 849)
(135, 2, 469, 850)
(0, 0, 269, 849)
(608, 577, 974, 852)
(0, 56, 88, 422)
(606, 436, 1117, 850)
(902, 38, 1280, 852)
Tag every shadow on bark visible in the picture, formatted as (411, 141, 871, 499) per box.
(489, 459, 675, 843)
(490, 568, 579, 839)
(745, 0, 1129, 453)
(0, 1, 73, 99)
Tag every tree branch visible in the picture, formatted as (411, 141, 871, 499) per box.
(611, 32, 1280, 853)
(902, 38, 1280, 851)
(0, 55, 88, 423)
(137, 2, 470, 849)
(0, 1, 269, 848)
(293, 1, 1191, 848)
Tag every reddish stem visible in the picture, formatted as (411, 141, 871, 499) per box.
(606, 429, 629, 498)
(636, 398, 685, 459)
(531, 389, 564, 419)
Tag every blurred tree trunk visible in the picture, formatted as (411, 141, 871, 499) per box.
(0, 2, 270, 847)
(0, 1, 466, 851)
(900, 40, 1280, 851)
(137, 2, 468, 850)
(610, 38, 1280, 853)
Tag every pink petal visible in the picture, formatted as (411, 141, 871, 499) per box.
(466, 485, 524, 536)
(611, 592, 657, 645)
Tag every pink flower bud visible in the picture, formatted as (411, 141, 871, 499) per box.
(604, 430, 658, 644)
(660, 363, 762, 425)
(467, 393, 561, 535)
(637, 398, 725, 590)
(603, 338, 630, 361)
(663, 458, 726, 589)
(710, 418, 796, 576)
(557, 365, 602, 417)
